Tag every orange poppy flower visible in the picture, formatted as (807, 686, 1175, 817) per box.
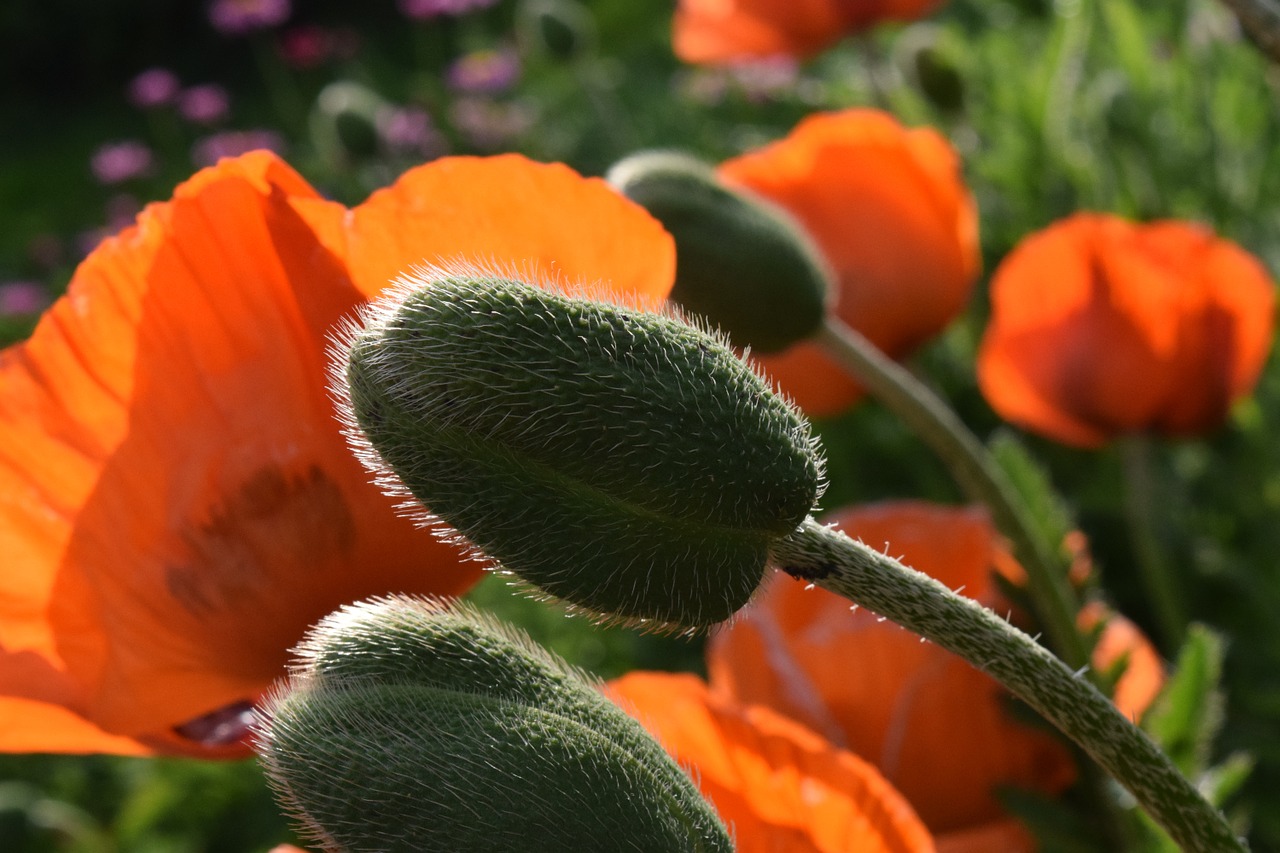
(0, 150, 675, 756)
(608, 671, 936, 853)
(707, 501, 1164, 850)
(977, 213, 1276, 447)
(718, 109, 979, 417)
(673, 0, 944, 64)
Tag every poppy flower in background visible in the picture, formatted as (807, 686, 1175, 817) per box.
(608, 671, 937, 853)
(719, 109, 979, 417)
(673, 0, 945, 65)
(977, 213, 1276, 448)
(707, 501, 1164, 851)
(0, 150, 676, 757)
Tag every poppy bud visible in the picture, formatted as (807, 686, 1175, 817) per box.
(256, 596, 733, 852)
(312, 81, 387, 164)
(516, 0, 597, 62)
(337, 271, 822, 629)
(607, 151, 832, 354)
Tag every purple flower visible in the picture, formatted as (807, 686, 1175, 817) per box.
(90, 141, 154, 184)
(376, 106, 448, 158)
(208, 0, 291, 35)
(729, 57, 800, 102)
(179, 84, 231, 125)
(191, 129, 286, 167)
(277, 24, 360, 69)
(397, 0, 498, 21)
(448, 96, 534, 150)
(128, 68, 181, 109)
(446, 47, 521, 94)
(0, 281, 49, 317)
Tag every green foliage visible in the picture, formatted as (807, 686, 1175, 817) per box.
(1131, 626, 1254, 847)
(988, 430, 1078, 568)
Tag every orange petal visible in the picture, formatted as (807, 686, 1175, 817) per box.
(0, 696, 151, 755)
(608, 671, 936, 853)
(708, 501, 1076, 834)
(674, 0, 945, 64)
(721, 110, 979, 416)
(935, 818, 1036, 853)
(1080, 602, 1165, 721)
(2, 152, 671, 753)
(977, 213, 1275, 446)
(290, 153, 676, 308)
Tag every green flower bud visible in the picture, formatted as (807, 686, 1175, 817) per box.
(516, 0, 597, 62)
(311, 81, 388, 165)
(607, 151, 831, 354)
(256, 596, 733, 853)
(337, 271, 822, 629)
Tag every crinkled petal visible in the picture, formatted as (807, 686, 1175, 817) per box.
(608, 671, 936, 853)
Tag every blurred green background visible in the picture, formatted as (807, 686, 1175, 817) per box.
(2, 0, 1280, 849)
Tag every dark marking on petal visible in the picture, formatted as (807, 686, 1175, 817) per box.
(166, 465, 356, 618)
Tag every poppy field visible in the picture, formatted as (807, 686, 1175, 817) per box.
(2, 0, 1280, 851)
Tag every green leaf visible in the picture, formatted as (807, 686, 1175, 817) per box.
(988, 430, 1076, 563)
(1143, 624, 1226, 777)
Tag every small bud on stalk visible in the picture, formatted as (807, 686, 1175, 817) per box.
(256, 596, 733, 852)
(608, 151, 831, 354)
(337, 270, 823, 629)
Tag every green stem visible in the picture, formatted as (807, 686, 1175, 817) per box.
(771, 517, 1244, 853)
(813, 316, 1089, 669)
(1119, 436, 1187, 649)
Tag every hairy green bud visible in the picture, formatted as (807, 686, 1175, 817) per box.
(516, 0, 596, 62)
(336, 271, 822, 629)
(256, 597, 732, 852)
(608, 151, 831, 354)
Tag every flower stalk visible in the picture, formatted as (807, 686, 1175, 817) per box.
(771, 516, 1244, 853)
(813, 315, 1091, 669)
(1119, 436, 1188, 649)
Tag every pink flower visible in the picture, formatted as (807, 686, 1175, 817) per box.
(191, 130, 286, 167)
(277, 24, 359, 68)
(127, 68, 181, 109)
(90, 141, 154, 185)
(397, 0, 498, 21)
(179, 85, 232, 125)
(376, 106, 448, 158)
(208, 0, 291, 35)
(0, 281, 50, 317)
(446, 48, 521, 94)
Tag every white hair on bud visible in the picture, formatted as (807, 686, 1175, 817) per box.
(326, 263, 824, 633)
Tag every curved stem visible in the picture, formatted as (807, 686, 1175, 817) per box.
(1119, 437, 1187, 649)
(771, 518, 1244, 853)
(814, 316, 1089, 669)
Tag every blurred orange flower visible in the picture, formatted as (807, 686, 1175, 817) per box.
(674, 0, 944, 64)
(708, 501, 1164, 851)
(977, 213, 1275, 447)
(0, 151, 675, 756)
(608, 671, 936, 853)
(719, 109, 979, 416)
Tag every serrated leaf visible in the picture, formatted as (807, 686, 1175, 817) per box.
(988, 429, 1077, 561)
(1143, 624, 1226, 776)
(1201, 752, 1253, 809)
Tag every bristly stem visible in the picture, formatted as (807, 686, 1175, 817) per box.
(813, 316, 1090, 669)
(770, 517, 1245, 853)
(1119, 436, 1188, 649)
